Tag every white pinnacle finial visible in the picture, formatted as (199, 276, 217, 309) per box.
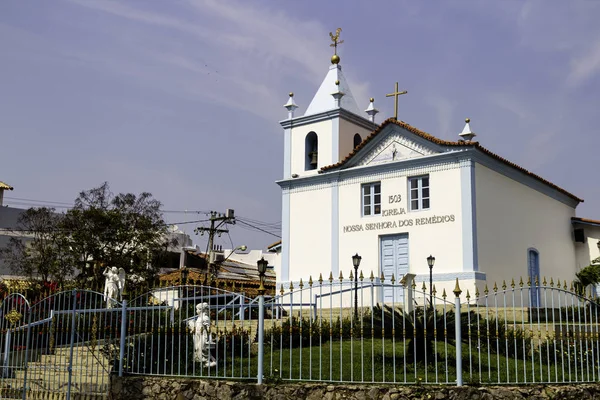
(284, 92, 298, 119)
(365, 97, 379, 123)
(459, 117, 477, 142)
(331, 80, 345, 108)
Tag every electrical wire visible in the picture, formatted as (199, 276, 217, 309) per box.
(236, 220, 281, 238)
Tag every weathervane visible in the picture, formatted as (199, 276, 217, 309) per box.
(386, 82, 408, 120)
(329, 28, 343, 64)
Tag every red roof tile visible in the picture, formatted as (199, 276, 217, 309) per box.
(320, 118, 583, 203)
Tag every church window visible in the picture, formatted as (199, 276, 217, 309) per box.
(305, 132, 318, 170)
(362, 182, 381, 216)
(408, 176, 430, 211)
(353, 133, 362, 149)
(528, 249, 540, 307)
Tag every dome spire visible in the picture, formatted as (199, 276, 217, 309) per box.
(329, 27, 343, 64)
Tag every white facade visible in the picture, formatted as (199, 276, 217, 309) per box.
(277, 57, 598, 305)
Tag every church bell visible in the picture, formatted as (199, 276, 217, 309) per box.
(309, 150, 318, 168)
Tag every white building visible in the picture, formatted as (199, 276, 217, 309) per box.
(275, 50, 600, 304)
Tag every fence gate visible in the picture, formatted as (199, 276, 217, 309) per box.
(0, 290, 122, 400)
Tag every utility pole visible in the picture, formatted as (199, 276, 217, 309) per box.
(194, 209, 236, 275)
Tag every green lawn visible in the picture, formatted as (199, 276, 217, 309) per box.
(179, 337, 600, 385)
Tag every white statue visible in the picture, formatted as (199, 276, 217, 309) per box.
(188, 302, 216, 367)
(103, 267, 126, 307)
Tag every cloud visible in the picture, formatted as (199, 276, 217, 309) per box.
(424, 95, 455, 139)
(63, 0, 370, 123)
(567, 40, 600, 87)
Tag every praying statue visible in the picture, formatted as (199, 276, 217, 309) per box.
(103, 266, 126, 307)
(188, 302, 216, 367)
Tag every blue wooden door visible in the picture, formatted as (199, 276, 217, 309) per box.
(528, 249, 540, 307)
(380, 234, 409, 303)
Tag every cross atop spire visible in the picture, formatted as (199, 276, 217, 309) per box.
(386, 82, 408, 120)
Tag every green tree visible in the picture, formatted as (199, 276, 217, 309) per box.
(0, 207, 74, 285)
(61, 182, 171, 287)
(574, 258, 600, 295)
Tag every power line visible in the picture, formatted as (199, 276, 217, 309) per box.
(4, 196, 73, 206)
(237, 220, 281, 238)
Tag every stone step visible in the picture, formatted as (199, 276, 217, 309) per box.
(37, 357, 112, 367)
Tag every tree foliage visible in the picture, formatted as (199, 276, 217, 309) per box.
(0, 207, 74, 284)
(62, 182, 170, 286)
(575, 258, 600, 295)
(1, 183, 172, 288)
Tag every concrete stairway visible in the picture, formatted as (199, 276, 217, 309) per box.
(0, 345, 113, 399)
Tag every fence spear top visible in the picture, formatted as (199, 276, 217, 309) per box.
(542, 276, 547, 286)
(280, 284, 284, 296)
(453, 278, 462, 297)
(422, 281, 427, 291)
(289, 281, 294, 290)
(381, 271, 386, 283)
(308, 276, 313, 287)
(328, 272, 333, 283)
(511, 278, 515, 289)
(359, 271, 364, 281)
(299, 279, 303, 289)
(519, 277, 524, 288)
(527, 276, 531, 286)
(349, 270, 354, 280)
(493, 282, 498, 292)
(432, 284, 437, 295)
(502, 280, 507, 290)
(339, 271, 344, 282)
(319, 273, 323, 284)
(484, 284, 489, 295)
(475, 285, 480, 297)
(563, 280, 567, 289)
(466, 289, 470, 300)
(442, 288, 447, 299)
(370, 271, 375, 282)
(391, 273, 395, 284)
(550, 277, 554, 287)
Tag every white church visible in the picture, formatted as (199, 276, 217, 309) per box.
(275, 40, 600, 302)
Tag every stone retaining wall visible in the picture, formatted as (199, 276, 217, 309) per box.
(110, 376, 600, 400)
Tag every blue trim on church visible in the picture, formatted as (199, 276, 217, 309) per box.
(331, 181, 340, 276)
(281, 192, 290, 282)
(460, 159, 478, 272)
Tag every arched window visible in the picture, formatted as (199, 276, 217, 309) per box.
(353, 133, 362, 149)
(528, 248, 540, 307)
(305, 132, 318, 170)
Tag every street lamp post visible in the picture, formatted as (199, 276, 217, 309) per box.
(427, 255, 435, 307)
(352, 253, 362, 320)
(256, 257, 269, 385)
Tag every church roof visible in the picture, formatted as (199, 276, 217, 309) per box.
(572, 217, 600, 227)
(320, 118, 583, 203)
(304, 64, 362, 117)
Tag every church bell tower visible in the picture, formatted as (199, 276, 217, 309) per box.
(280, 28, 378, 180)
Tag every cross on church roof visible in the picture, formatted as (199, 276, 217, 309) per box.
(385, 82, 408, 120)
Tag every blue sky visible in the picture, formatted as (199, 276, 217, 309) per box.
(1, 1, 599, 251)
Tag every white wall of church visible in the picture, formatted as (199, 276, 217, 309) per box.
(288, 187, 333, 282)
(339, 119, 373, 161)
(335, 162, 465, 296)
(475, 163, 577, 288)
(289, 120, 332, 177)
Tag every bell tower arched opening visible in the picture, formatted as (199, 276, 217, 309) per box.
(305, 132, 318, 170)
